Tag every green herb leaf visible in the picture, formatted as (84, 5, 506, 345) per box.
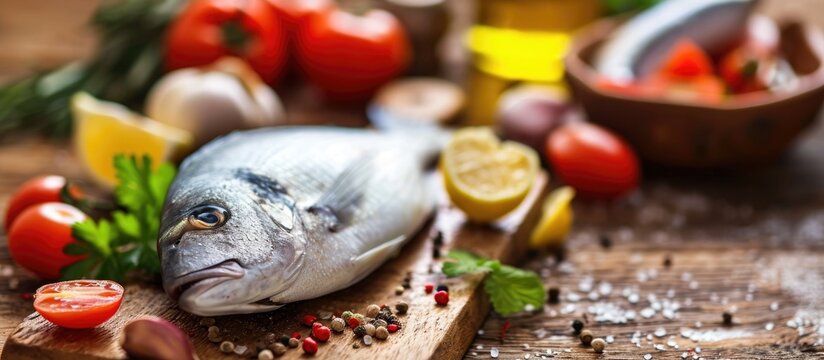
(484, 265, 546, 316)
(443, 250, 544, 316)
(442, 250, 494, 276)
(62, 154, 176, 281)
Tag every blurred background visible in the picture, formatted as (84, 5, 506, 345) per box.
(1, 0, 824, 358)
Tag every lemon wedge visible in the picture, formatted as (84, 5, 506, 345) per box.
(529, 186, 575, 248)
(71, 92, 193, 188)
(441, 127, 540, 222)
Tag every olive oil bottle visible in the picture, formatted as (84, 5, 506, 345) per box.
(465, 0, 601, 125)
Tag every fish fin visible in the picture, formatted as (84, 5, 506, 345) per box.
(308, 153, 376, 231)
(349, 235, 407, 277)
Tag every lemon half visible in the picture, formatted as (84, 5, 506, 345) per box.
(529, 186, 575, 248)
(442, 127, 540, 222)
(71, 92, 193, 188)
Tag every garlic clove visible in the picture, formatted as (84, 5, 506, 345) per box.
(121, 315, 198, 360)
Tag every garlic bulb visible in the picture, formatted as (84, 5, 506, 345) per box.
(146, 57, 285, 146)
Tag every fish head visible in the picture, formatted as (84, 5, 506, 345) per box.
(158, 169, 306, 316)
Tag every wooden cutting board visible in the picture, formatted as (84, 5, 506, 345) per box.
(1, 174, 547, 360)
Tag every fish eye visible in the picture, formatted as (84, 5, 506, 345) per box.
(188, 205, 229, 229)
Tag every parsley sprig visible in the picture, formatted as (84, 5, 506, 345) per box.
(443, 250, 545, 316)
(61, 154, 176, 281)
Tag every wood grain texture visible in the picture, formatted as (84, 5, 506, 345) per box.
(1, 0, 824, 359)
(1, 171, 548, 360)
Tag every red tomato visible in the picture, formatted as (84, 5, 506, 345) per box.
(165, 0, 288, 85)
(34, 280, 124, 329)
(546, 123, 640, 199)
(5, 175, 81, 231)
(719, 47, 772, 94)
(8, 203, 87, 279)
(296, 8, 411, 102)
(266, 0, 332, 36)
(655, 39, 714, 79)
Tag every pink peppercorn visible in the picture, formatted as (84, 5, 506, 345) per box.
(348, 317, 360, 329)
(434, 290, 449, 305)
(312, 325, 331, 342)
(302, 314, 317, 327)
(302, 337, 318, 354)
(387, 324, 400, 333)
(424, 283, 434, 294)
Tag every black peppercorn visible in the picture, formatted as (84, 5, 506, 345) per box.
(432, 247, 441, 258)
(548, 287, 561, 304)
(571, 319, 584, 335)
(354, 325, 367, 337)
(436, 284, 449, 293)
(600, 234, 612, 249)
(722, 311, 733, 325)
(663, 255, 672, 268)
(278, 335, 291, 346)
(433, 231, 444, 246)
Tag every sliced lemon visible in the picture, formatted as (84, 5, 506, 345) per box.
(71, 92, 193, 188)
(441, 127, 540, 222)
(529, 186, 575, 248)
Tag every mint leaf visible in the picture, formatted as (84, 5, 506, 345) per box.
(484, 265, 546, 316)
(442, 250, 544, 316)
(442, 250, 494, 276)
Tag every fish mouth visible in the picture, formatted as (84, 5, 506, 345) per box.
(167, 260, 245, 301)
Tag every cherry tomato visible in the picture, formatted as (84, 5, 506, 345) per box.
(296, 7, 410, 102)
(5, 175, 81, 231)
(34, 280, 124, 329)
(165, 0, 288, 85)
(546, 123, 640, 199)
(8, 202, 87, 279)
(718, 47, 772, 94)
(655, 39, 714, 79)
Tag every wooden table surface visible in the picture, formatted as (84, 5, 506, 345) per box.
(1, 1, 824, 359)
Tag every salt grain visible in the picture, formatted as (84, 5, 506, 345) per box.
(770, 302, 779, 311)
(765, 322, 774, 331)
(606, 335, 614, 343)
(644, 354, 653, 360)
(641, 308, 656, 319)
(233, 345, 247, 355)
(490, 347, 499, 358)
(654, 328, 667, 337)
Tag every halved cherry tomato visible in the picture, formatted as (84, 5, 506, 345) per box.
(546, 122, 640, 199)
(34, 280, 124, 329)
(655, 39, 714, 79)
(8, 202, 87, 279)
(5, 175, 81, 231)
(296, 7, 410, 102)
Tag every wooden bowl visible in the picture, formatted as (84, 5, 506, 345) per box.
(564, 18, 824, 168)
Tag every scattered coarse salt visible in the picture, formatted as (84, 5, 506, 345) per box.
(765, 322, 775, 331)
(770, 302, 780, 311)
(644, 354, 653, 360)
(654, 328, 666, 337)
(490, 347, 499, 358)
(606, 335, 614, 343)
(477, 345, 484, 350)
(233, 345, 247, 355)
